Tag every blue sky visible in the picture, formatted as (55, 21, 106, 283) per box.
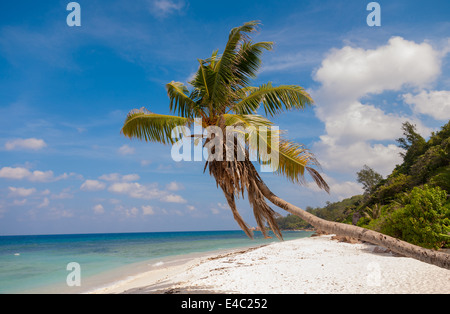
(1, 0, 449, 235)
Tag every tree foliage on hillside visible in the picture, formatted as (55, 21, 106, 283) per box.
(357, 165, 383, 195)
(357, 121, 450, 249)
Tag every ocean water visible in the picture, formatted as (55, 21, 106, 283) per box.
(0, 230, 313, 294)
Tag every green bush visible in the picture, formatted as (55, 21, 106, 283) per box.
(429, 165, 450, 193)
(380, 185, 450, 249)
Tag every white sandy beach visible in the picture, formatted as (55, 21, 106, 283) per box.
(89, 235, 450, 294)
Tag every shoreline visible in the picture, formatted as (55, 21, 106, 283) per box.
(89, 235, 450, 294)
(86, 244, 268, 294)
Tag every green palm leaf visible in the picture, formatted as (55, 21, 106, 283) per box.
(121, 108, 191, 145)
(166, 81, 202, 118)
(234, 41, 273, 86)
(210, 21, 260, 108)
(233, 83, 314, 116)
(223, 114, 329, 192)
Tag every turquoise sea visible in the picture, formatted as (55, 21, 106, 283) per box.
(0, 230, 313, 294)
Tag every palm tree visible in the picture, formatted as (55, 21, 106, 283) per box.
(122, 21, 449, 269)
(363, 204, 382, 220)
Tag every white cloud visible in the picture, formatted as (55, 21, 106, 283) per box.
(38, 197, 50, 208)
(160, 194, 187, 203)
(142, 205, 155, 215)
(108, 182, 159, 199)
(93, 204, 105, 214)
(28, 170, 56, 182)
(108, 181, 187, 203)
(118, 144, 135, 155)
(150, 0, 186, 17)
(98, 173, 121, 181)
(166, 181, 183, 191)
(403, 90, 450, 120)
(99, 173, 140, 182)
(122, 174, 140, 182)
(0, 166, 68, 182)
(0, 167, 31, 180)
(125, 207, 139, 218)
(311, 36, 446, 175)
(8, 186, 36, 197)
(314, 36, 442, 103)
(80, 180, 106, 191)
(5, 138, 47, 151)
(321, 102, 406, 144)
(314, 137, 403, 176)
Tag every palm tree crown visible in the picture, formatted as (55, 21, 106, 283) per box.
(122, 21, 329, 239)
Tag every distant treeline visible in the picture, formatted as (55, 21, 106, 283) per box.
(276, 195, 363, 230)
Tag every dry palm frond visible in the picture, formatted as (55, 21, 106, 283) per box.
(206, 122, 283, 240)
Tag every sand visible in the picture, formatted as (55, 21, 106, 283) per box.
(88, 235, 450, 294)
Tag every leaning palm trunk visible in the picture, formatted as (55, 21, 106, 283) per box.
(254, 177, 450, 270)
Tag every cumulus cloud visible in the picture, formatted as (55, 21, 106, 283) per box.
(142, 205, 155, 215)
(311, 36, 446, 175)
(0, 167, 31, 180)
(313, 36, 441, 104)
(108, 181, 186, 203)
(0, 166, 68, 182)
(118, 144, 135, 155)
(160, 194, 187, 203)
(403, 90, 450, 120)
(93, 204, 105, 214)
(108, 182, 158, 199)
(8, 186, 36, 197)
(5, 138, 47, 151)
(80, 180, 106, 191)
(99, 173, 140, 182)
(166, 181, 183, 191)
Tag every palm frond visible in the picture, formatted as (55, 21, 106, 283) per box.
(121, 108, 191, 145)
(234, 41, 273, 86)
(210, 21, 260, 107)
(166, 81, 203, 118)
(232, 83, 314, 116)
(223, 114, 329, 192)
(188, 59, 217, 106)
(277, 140, 329, 192)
